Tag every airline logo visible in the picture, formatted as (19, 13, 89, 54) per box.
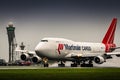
(64, 44, 81, 50)
(102, 18, 117, 52)
(58, 44, 91, 54)
(58, 44, 64, 54)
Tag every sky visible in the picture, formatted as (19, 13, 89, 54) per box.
(0, 0, 120, 64)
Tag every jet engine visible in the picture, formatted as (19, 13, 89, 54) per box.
(32, 55, 42, 63)
(94, 56, 105, 64)
(20, 53, 30, 61)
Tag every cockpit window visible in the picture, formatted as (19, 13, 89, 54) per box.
(41, 40, 48, 42)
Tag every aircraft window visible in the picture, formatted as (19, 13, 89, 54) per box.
(41, 40, 48, 42)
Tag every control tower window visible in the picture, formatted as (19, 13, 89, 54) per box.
(41, 40, 48, 42)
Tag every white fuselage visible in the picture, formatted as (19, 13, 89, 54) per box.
(35, 38, 106, 61)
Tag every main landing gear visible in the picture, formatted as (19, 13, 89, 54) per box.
(70, 60, 93, 67)
(71, 61, 78, 67)
(58, 60, 93, 67)
(80, 60, 93, 67)
(58, 61, 65, 67)
(42, 58, 93, 67)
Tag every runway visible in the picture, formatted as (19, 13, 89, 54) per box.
(0, 55, 120, 69)
(0, 64, 120, 69)
(0, 66, 42, 69)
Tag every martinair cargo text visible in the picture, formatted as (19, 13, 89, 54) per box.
(17, 18, 120, 67)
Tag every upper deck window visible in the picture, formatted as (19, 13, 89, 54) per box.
(41, 40, 48, 42)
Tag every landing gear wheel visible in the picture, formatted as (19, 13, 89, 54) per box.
(44, 63, 49, 67)
(80, 59, 93, 67)
(81, 63, 93, 67)
(58, 64, 65, 67)
(88, 64, 93, 67)
(58, 61, 65, 67)
(71, 63, 77, 67)
(81, 63, 85, 67)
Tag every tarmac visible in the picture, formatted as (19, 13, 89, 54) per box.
(0, 63, 120, 69)
(0, 55, 120, 69)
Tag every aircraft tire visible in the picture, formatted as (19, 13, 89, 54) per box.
(44, 63, 49, 67)
(71, 63, 77, 67)
(81, 64, 93, 67)
(58, 64, 65, 67)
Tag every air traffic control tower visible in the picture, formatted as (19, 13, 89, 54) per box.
(20, 42, 25, 50)
(6, 22, 16, 63)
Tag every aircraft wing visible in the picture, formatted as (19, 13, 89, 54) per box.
(65, 52, 120, 58)
(106, 52, 120, 55)
(65, 52, 103, 58)
(16, 50, 36, 55)
(15, 46, 36, 55)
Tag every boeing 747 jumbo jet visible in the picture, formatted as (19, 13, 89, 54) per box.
(17, 18, 120, 67)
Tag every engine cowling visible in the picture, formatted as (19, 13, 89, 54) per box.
(94, 56, 105, 64)
(32, 55, 42, 63)
(20, 53, 30, 61)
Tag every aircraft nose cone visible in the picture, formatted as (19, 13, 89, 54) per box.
(35, 45, 44, 53)
(35, 42, 55, 58)
(35, 42, 44, 52)
(35, 43, 47, 57)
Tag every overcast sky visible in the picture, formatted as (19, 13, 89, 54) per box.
(0, 0, 120, 64)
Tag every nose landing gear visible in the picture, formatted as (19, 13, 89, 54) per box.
(43, 57, 49, 67)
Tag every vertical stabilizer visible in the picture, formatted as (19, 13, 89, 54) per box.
(102, 18, 117, 44)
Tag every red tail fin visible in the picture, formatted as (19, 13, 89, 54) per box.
(102, 18, 117, 44)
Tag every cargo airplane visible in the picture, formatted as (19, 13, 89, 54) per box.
(17, 18, 120, 67)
